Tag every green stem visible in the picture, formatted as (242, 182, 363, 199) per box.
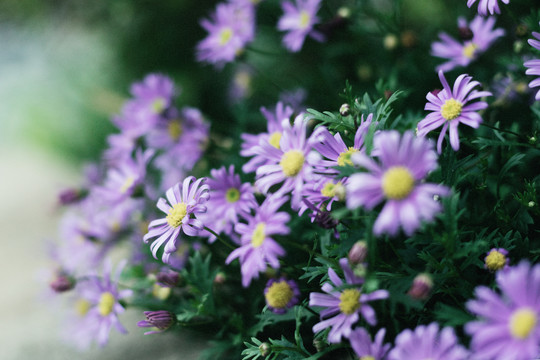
(480, 122, 524, 139)
(204, 226, 236, 250)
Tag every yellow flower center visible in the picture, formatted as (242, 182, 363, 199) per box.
(269, 132, 282, 149)
(75, 299, 91, 317)
(166, 202, 188, 228)
(225, 188, 240, 203)
(219, 27, 233, 46)
(321, 181, 337, 198)
(299, 10, 310, 29)
(440, 98, 463, 121)
(381, 166, 415, 200)
(168, 120, 183, 141)
(509, 308, 537, 339)
(463, 42, 478, 59)
(120, 176, 135, 194)
(339, 288, 361, 315)
(280, 150, 305, 177)
(485, 251, 507, 271)
(152, 283, 171, 300)
(152, 98, 165, 114)
(359, 357, 376, 360)
(98, 292, 115, 316)
(265, 280, 294, 309)
(251, 223, 266, 248)
(337, 147, 358, 167)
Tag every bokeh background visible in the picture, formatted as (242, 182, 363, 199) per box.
(0, 0, 536, 358)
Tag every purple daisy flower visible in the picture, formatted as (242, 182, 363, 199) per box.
(417, 70, 492, 153)
(431, 16, 505, 72)
(225, 195, 290, 287)
(264, 277, 300, 314)
(467, 0, 509, 16)
(484, 247, 510, 272)
(346, 130, 450, 237)
(465, 261, 540, 360)
(349, 328, 391, 360)
(313, 114, 374, 174)
(309, 258, 388, 343)
(143, 176, 209, 264)
(277, 0, 325, 52)
(388, 323, 470, 360)
(73, 260, 133, 347)
(196, 1, 256, 68)
(524, 25, 540, 101)
(255, 115, 322, 209)
(298, 175, 346, 219)
(199, 165, 257, 242)
(241, 101, 294, 174)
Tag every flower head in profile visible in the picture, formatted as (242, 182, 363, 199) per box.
(225, 195, 290, 287)
(143, 176, 209, 264)
(309, 258, 388, 343)
(66, 260, 133, 348)
(198, 165, 257, 242)
(349, 328, 391, 360)
(346, 130, 450, 237)
(465, 261, 540, 360)
(137, 310, 177, 335)
(388, 323, 469, 360)
(277, 0, 324, 52)
(467, 0, 509, 16)
(418, 70, 492, 153)
(431, 16, 505, 72)
(264, 277, 300, 314)
(196, 1, 256, 67)
(524, 25, 540, 101)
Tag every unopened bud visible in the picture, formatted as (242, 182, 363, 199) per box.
(214, 272, 226, 285)
(137, 310, 176, 335)
(348, 241, 368, 264)
(400, 30, 417, 48)
(156, 270, 180, 287)
(259, 342, 271, 356)
(528, 201, 535, 208)
(340, 103, 351, 116)
(383, 34, 399, 50)
(58, 188, 87, 205)
(407, 273, 433, 300)
(50, 274, 75, 293)
(337, 7, 351, 19)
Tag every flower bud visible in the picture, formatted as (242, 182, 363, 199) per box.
(137, 310, 177, 335)
(259, 342, 271, 357)
(50, 274, 75, 293)
(383, 34, 398, 50)
(348, 241, 368, 265)
(214, 272, 226, 285)
(156, 270, 180, 287)
(407, 273, 433, 300)
(339, 103, 351, 116)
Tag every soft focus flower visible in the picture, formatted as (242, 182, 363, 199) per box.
(143, 176, 209, 264)
(298, 176, 346, 219)
(277, 0, 324, 52)
(137, 311, 177, 335)
(467, 0, 509, 16)
(388, 323, 469, 360)
(348, 240, 368, 265)
(199, 165, 257, 242)
(255, 115, 322, 209)
(431, 16, 505, 72)
(225, 195, 290, 287)
(466, 261, 540, 360)
(484, 248, 510, 272)
(309, 258, 388, 343)
(264, 277, 300, 314)
(524, 26, 540, 101)
(346, 130, 450, 237)
(349, 328, 391, 360)
(196, 1, 256, 67)
(418, 70, 492, 153)
(407, 273, 434, 300)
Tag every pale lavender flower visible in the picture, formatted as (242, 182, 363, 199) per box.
(431, 16, 505, 72)
(103, 133, 136, 167)
(524, 26, 540, 101)
(418, 70, 492, 153)
(199, 165, 257, 242)
(388, 323, 469, 360)
(264, 277, 300, 314)
(69, 260, 133, 348)
(313, 113, 374, 174)
(225, 195, 290, 287)
(196, 1, 256, 67)
(309, 258, 388, 343)
(137, 311, 176, 335)
(254, 115, 322, 209)
(466, 261, 540, 360)
(467, 0, 509, 16)
(143, 176, 209, 264)
(277, 0, 324, 52)
(298, 175, 346, 219)
(346, 130, 450, 237)
(349, 328, 391, 360)
(241, 101, 294, 173)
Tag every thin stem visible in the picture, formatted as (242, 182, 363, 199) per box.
(480, 122, 523, 139)
(204, 226, 236, 250)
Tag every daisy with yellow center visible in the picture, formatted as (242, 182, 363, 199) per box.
(264, 278, 299, 313)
